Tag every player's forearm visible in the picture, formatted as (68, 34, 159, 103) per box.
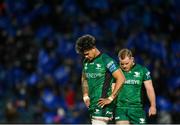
(110, 69, 125, 99)
(149, 94, 156, 107)
(81, 77, 90, 103)
(82, 85, 89, 96)
(144, 81, 156, 107)
(81, 73, 89, 96)
(110, 76, 125, 99)
(147, 88, 156, 107)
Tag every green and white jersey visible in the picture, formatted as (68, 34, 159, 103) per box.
(83, 53, 119, 112)
(116, 64, 151, 108)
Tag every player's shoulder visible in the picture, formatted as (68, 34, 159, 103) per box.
(135, 64, 146, 70)
(101, 53, 112, 59)
(101, 53, 109, 57)
(136, 63, 143, 68)
(135, 63, 149, 72)
(101, 53, 116, 64)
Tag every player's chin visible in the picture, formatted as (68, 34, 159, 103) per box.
(89, 58, 93, 61)
(123, 68, 128, 71)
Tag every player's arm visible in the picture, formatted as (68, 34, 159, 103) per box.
(98, 69, 125, 107)
(110, 68, 125, 100)
(144, 80, 157, 116)
(81, 71, 90, 107)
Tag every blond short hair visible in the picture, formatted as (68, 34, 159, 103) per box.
(118, 48, 132, 59)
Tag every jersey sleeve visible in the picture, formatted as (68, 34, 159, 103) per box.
(102, 54, 119, 73)
(82, 58, 87, 72)
(143, 67, 151, 81)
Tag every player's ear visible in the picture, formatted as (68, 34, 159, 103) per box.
(92, 47, 96, 52)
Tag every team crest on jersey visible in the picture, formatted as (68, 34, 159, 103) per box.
(134, 72, 140, 77)
(95, 109, 100, 114)
(139, 118, 145, 123)
(96, 63, 101, 69)
(146, 71, 151, 78)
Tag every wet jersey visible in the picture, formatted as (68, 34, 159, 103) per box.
(83, 53, 119, 117)
(116, 64, 151, 108)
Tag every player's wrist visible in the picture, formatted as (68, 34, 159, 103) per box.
(83, 95, 90, 101)
(108, 96, 114, 101)
(150, 105, 156, 108)
(150, 103, 156, 107)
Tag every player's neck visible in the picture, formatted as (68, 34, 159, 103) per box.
(130, 62, 135, 69)
(95, 49, 101, 57)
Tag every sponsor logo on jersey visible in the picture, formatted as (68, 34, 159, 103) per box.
(124, 80, 140, 85)
(85, 73, 104, 78)
(107, 61, 114, 68)
(134, 72, 140, 77)
(107, 61, 117, 72)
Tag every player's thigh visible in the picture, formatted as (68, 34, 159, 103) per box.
(116, 120, 130, 125)
(128, 108, 146, 124)
(91, 118, 107, 125)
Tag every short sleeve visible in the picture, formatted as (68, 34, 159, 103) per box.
(143, 67, 151, 81)
(102, 54, 119, 73)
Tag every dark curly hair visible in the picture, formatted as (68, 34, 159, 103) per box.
(75, 34, 96, 55)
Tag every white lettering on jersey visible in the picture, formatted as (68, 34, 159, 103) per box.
(85, 73, 103, 78)
(124, 80, 140, 85)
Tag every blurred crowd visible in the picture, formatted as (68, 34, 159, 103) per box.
(0, 0, 179, 124)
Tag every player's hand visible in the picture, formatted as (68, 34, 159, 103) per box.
(83, 96, 90, 108)
(149, 106, 156, 116)
(84, 99, 90, 108)
(98, 98, 112, 108)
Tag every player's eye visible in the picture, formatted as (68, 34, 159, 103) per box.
(84, 53, 89, 56)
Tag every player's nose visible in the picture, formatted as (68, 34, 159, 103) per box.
(122, 66, 126, 68)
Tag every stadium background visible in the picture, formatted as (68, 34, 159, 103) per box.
(0, 0, 179, 124)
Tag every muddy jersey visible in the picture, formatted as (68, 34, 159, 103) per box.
(116, 64, 151, 108)
(83, 53, 119, 117)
